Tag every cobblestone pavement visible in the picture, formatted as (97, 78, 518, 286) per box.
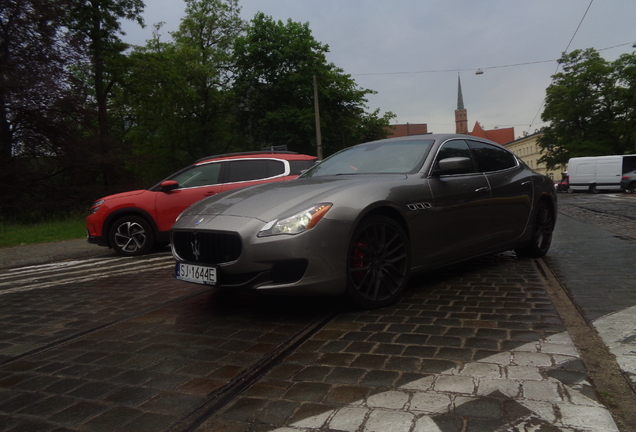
(545, 194, 636, 392)
(197, 254, 621, 432)
(557, 196, 636, 241)
(0, 262, 337, 432)
(0, 194, 634, 432)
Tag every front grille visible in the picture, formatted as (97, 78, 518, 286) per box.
(172, 230, 241, 264)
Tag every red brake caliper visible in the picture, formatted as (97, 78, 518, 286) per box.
(351, 241, 367, 284)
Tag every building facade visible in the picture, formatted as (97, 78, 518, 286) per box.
(505, 132, 565, 180)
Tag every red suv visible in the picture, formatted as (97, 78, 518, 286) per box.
(87, 151, 318, 256)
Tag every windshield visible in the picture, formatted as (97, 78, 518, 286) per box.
(300, 139, 434, 178)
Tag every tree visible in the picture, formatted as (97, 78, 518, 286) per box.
(233, 13, 393, 157)
(0, 0, 91, 217)
(1, 0, 71, 162)
(65, 0, 145, 141)
(117, 0, 245, 182)
(613, 52, 636, 150)
(538, 49, 636, 169)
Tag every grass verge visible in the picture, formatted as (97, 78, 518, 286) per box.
(0, 216, 86, 248)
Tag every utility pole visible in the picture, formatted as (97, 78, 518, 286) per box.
(313, 75, 323, 160)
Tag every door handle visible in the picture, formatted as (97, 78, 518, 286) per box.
(521, 181, 532, 186)
(475, 186, 490, 193)
(205, 191, 217, 196)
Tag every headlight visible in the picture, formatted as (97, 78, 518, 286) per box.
(258, 204, 332, 237)
(89, 199, 105, 214)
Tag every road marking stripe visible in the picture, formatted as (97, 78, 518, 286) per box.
(0, 262, 174, 295)
(4, 255, 172, 275)
(0, 256, 174, 287)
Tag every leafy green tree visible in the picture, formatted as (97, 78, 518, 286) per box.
(118, 0, 245, 182)
(613, 53, 636, 151)
(65, 0, 145, 140)
(538, 49, 636, 169)
(233, 13, 394, 157)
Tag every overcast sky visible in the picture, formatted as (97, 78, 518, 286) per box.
(121, 0, 636, 139)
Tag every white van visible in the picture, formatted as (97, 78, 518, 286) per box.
(567, 155, 636, 193)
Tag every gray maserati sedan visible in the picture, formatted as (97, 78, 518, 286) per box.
(171, 134, 557, 308)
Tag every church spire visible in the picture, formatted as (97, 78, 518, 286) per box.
(455, 73, 468, 134)
(457, 73, 465, 110)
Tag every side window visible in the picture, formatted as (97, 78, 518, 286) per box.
(266, 160, 286, 177)
(226, 159, 286, 183)
(171, 162, 221, 188)
(468, 140, 517, 173)
(289, 159, 317, 175)
(435, 140, 476, 172)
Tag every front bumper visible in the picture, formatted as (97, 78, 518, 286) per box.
(87, 232, 108, 247)
(171, 214, 352, 296)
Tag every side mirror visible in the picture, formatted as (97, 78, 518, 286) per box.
(160, 180, 179, 192)
(433, 157, 473, 176)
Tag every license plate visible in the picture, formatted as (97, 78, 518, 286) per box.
(176, 263, 217, 285)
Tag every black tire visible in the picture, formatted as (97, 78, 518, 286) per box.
(629, 181, 636, 194)
(515, 201, 555, 258)
(567, 187, 573, 194)
(589, 184, 599, 194)
(346, 215, 410, 309)
(109, 216, 155, 256)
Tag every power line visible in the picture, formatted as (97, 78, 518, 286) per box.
(564, 0, 594, 54)
(528, 0, 595, 130)
(351, 40, 631, 78)
(351, 59, 556, 77)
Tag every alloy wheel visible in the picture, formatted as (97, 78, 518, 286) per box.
(109, 216, 154, 256)
(114, 221, 147, 253)
(515, 200, 555, 258)
(533, 202, 554, 254)
(347, 216, 410, 308)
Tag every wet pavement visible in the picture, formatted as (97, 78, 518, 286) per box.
(0, 193, 634, 432)
(545, 197, 636, 392)
(200, 254, 616, 432)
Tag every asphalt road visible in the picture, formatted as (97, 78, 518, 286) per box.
(0, 192, 634, 432)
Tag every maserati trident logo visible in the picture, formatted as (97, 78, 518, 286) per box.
(191, 237, 201, 261)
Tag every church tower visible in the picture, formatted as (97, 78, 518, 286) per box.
(455, 74, 468, 134)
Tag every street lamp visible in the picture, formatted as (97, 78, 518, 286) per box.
(475, 69, 484, 75)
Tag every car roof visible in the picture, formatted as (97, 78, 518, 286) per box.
(360, 133, 498, 145)
(196, 151, 317, 164)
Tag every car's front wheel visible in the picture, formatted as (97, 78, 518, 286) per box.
(346, 215, 410, 309)
(109, 216, 154, 256)
(515, 200, 554, 258)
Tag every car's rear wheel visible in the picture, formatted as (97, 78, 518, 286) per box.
(515, 200, 554, 258)
(628, 181, 636, 194)
(346, 215, 410, 309)
(109, 216, 154, 256)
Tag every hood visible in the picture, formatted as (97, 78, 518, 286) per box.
(181, 175, 406, 222)
(99, 189, 147, 202)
